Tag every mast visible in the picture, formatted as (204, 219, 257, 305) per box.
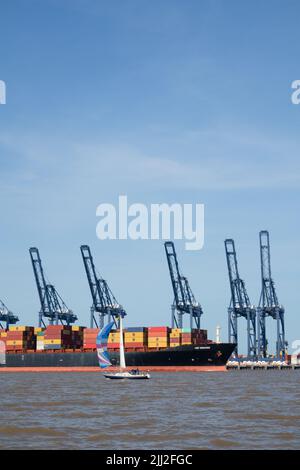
(119, 316, 126, 369)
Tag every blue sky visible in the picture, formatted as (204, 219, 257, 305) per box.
(0, 1, 300, 354)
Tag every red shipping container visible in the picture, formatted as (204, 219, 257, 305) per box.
(6, 333, 27, 339)
(84, 328, 100, 334)
(46, 326, 71, 331)
(147, 327, 169, 332)
(148, 331, 169, 337)
(124, 342, 145, 348)
(107, 343, 120, 349)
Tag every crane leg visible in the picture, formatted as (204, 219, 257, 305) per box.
(171, 305, 175, 329)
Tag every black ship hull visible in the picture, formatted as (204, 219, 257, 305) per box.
(3, 343, 235, 368)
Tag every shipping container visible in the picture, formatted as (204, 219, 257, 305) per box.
(148, 332, 169, 338)
(126, 327, 145, 332)
(44, 339, 62, 345)
(147, 327, 169, 332)
(9, 325, 34, 332)
(123, 342, 145, 348)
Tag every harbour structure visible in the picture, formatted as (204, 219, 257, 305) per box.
(257, 230, 286, 360)
(164, 241, 203, 330)
(29, 247, 77, 327)
(80, 245, 126, 328)
(225, 239, 257, 358)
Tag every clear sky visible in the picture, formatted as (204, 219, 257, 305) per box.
(0, 1, 299, 354)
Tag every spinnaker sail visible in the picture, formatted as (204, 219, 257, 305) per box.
(96, 321, 114, 368)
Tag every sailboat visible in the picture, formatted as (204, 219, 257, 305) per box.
(96, 316, 150, 380)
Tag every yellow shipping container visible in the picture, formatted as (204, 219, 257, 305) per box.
(124, 334, 145, 340)
(148, 338, 168, 342)
(181, 341, 192, 345)
(9, 325, 31, 332)
(34, 327, 43, 334)
(170, 343, 180, 348)
(148, 338, 168, 341)
(72, 325, 80, 331)
(0, 332, 7, 337)
(7, 340, 24, 346)
(171, 329, 181, 334)
(44, 339, 62, 345)
(148, 341, 168, 346)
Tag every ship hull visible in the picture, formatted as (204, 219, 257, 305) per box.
(2, 343, 235, 368)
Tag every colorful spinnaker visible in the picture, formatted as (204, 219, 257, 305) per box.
(96, 321, 114, 368)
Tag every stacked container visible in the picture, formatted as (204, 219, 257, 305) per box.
(6, 326, 36, 351)
(181, 328, 193, 345)
(35, 328, 45, 350)
(180, 328, 208, 345)
(147, 327, 170, 349)
(124, 327, 147, 349)
(83, 328, 100, 350)
(192, 329, 207, 345)
(0, 329, 7, 347)
(108, 329, 122, 350)
(71, 325, 84, 349)
(170, 328, 182, 347)
(44, 325, 73, 350)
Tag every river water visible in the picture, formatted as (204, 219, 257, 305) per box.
(0, 371, 299, 449)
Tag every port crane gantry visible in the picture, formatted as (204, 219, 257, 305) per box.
(29, 247, 78, 327)
(80, 245, 126, 328)
(164, 241, 203, 330)
(225, 239, 257, 358)
(257, 230, 286, 360)
(0, 299, 19, 330)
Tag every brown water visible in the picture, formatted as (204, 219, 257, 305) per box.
(0, 371, 299, 449)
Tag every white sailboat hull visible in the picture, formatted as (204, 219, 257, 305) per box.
(104, 371, 150, 380)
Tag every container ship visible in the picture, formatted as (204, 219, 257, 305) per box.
(0, 325, 235, 369)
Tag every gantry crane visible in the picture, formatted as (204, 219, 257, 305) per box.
(257, 231, 286, 359)
(225, 239, 256, 358)
(29, 247, 77, 327)
(0, 299, 19, 330)
(80, 245, 126, 328)
(164, 241, 203, 329)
